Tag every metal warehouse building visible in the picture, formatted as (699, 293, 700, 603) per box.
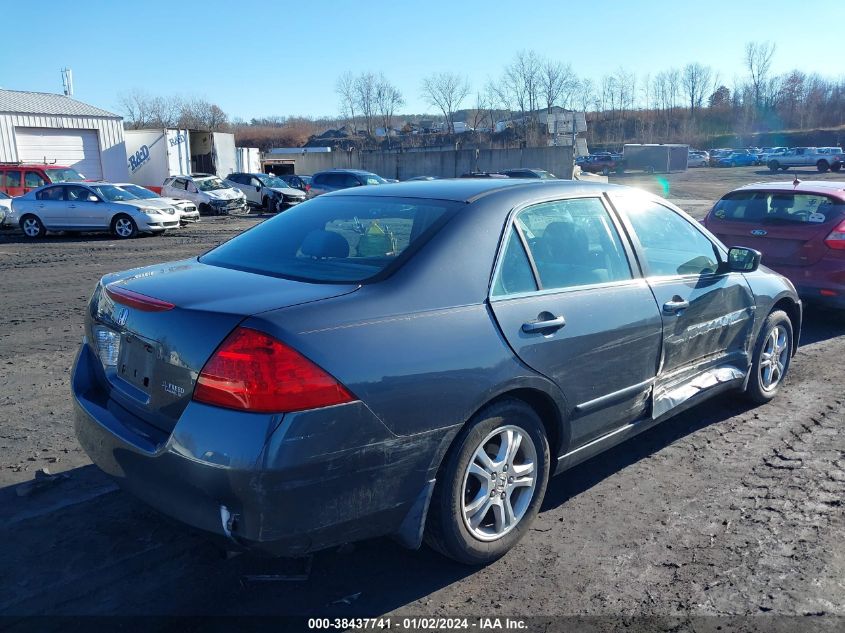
(0, 89, 127, 181)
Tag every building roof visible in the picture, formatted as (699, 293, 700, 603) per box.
(0, 89, 121, 118)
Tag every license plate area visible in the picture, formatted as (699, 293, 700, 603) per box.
(118, 334, 157, 394)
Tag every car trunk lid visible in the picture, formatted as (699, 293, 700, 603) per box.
(709, 208, 845, 268)
(90, 259, 358, 432)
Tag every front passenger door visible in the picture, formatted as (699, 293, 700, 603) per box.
(610, 194, 756, 417)
(64, 185, 103, 228)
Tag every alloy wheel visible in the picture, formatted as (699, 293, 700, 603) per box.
(759, 325, 789, 391)
(22, 218, 41, 237)
(461, 425, 537, 542)
(114, 218, 135, 238)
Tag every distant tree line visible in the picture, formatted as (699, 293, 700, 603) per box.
(117, 42, 845, 151)
(118, 90, 228, 131)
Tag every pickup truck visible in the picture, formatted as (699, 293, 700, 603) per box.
(576, 153, 625, 175)
(766, 147, 843, 173)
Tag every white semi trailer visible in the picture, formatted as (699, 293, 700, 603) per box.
(124, 129, 238, 192)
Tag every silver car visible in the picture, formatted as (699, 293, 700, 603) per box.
(115, 183, 200, 225)
(9, 182, 180, 239)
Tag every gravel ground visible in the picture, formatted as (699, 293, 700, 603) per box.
(1, 167, 843, 625)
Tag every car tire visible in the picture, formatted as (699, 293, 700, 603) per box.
(20, 214, 45, 239)
(262, 196, 272, 212)
(111, 215, 138, 239)
(198, 203, 214, 217)
(817, 160, 830, 173)
(645, 166, 655, 174)
(768, 161, 779, 172)
(730, 161, 736, 168)
(744, 310, 793, 405)
(601, 167, 610, 176)
(424, 399, 550, 565)
(832, 163, 842, 172)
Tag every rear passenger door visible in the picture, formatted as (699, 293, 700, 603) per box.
(33, 185, 68, 227)
(489, 196, 663, 448)
(609, 194, 756, 417)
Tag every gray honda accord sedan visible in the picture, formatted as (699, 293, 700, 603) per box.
(72, 179, 801, 564)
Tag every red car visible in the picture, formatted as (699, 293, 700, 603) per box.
(704, 180, 845, 308)
(0, 163, 86, 197)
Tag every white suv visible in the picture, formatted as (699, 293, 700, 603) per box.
(161, 174, 247, 216)
(224, 172, 306, 212)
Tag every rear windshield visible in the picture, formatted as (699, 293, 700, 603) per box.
(712, 191, 845, 224)
(201, 196, 457, 282)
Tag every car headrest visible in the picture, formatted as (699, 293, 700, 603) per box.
(300, 229, 349, 259)
(770, 194, 793, 209)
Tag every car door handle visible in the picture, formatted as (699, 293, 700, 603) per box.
(67, 204, 77, 208)
(663, 298, 690, 314)
(522, 315, 566, 334)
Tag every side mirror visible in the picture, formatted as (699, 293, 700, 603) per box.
(87, 195, 99, 203)
(726, 246, 761, 272)
(256, 185, 261, 192)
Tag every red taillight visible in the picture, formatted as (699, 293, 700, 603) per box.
(193, 327, 354, 413)
(824, 219, 845, 250)
(305, 184, 311, 192)
(105, 285, 175, 312)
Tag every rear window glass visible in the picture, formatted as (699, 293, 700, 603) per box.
(201, 196, 457, 283)
(712, 192, 845, 224)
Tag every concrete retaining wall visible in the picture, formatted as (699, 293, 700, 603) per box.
(266, 146, 574, 180)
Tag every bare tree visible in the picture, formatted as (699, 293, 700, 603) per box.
(354, 72, 377, 136)
(540, 60, 577, 113)
(118, 90, 152, 129)
(745, 41, 776, 109)
(178, 98, 228, 131)
(681, 63, 713, 116)
(421, 72, 471, 133)
(119, 91, 221, 130)
(501, 50, 542, 140)
(374, 74, 404, 137)
(335, 71, 358, 133)
(576, 78, 595, 113)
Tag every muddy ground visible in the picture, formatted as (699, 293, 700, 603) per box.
(1, 166, 844, 625)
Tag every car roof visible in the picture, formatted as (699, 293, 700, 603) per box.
(322, 178, 622, 203)
(734, 180, 845, 198)
(0, 163, 74, 169)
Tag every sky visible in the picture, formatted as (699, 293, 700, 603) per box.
(1, 0, 843, 122)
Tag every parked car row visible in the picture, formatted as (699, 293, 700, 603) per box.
(702, 146, 844, 172)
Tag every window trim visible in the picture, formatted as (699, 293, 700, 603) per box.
(488, 193, 641, 302)
(606, 194, 729, 281)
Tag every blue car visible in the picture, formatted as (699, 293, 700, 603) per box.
(72, 179, 801, 565)
(717, 151, 759, 167)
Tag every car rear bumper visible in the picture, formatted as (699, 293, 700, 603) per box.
(767, 259, 845, 309)
(72, 341, 445, 555)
